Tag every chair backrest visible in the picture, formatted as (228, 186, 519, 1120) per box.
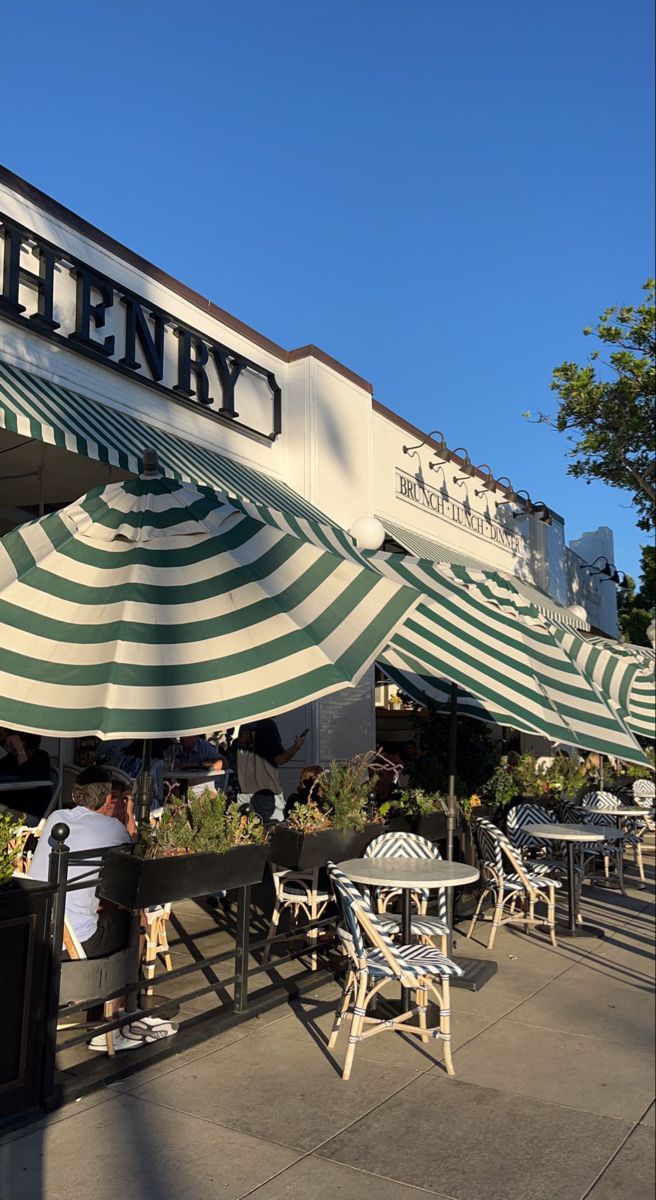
(42, 766, 62, 820)
(327, 861, 399, 962)
(581, 790, 620, 811)
(475, 817, 532, 885)
(632, 779, 655, 806)
(473, 817, 505, 877)
(364, 830, 446, 918)
(365, 830, 437, 861)
(506, 803, 554, 852)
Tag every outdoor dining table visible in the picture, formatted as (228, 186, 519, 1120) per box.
(165, 768, 225, 796)
(337, 856, 479, 1011)
(526, 822, 625, 939)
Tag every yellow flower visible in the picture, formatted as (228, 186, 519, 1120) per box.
(469, 794, 481, 807)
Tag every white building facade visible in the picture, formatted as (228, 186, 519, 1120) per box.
(0, 168, 619, 788)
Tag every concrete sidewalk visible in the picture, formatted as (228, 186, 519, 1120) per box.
(2, 858, 654, 1200)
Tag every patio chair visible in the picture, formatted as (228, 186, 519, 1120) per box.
(363, 831, 449, 953)
(326, 862, 463, 1081)
(581, 790, 644, 884)
(262, 865, 331, 970)
(562, 797, 625, 887)
(143, 904, 173, 995)
(624, 780, 655, 833)
(466, 818, 560, 949)
(58, 846, 140, 1055)
(505, 803, 568, 878)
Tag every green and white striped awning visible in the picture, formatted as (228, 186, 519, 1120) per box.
(380, 516, 589, 630)
(0, 360, 331, 525)
(0, 474, 419, 738)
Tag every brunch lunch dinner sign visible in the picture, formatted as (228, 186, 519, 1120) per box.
(395, 466, 522, 554)
(0, 212, 281, 442)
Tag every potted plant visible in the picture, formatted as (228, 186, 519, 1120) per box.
(0, 812, 58, 1120)
(379, 788, 448, 840)
(98, 789, 269, 910)
(268, 755, 383, 869)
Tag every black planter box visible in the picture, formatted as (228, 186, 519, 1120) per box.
(416, 811, 448, 841)
(0, 877, 57, 1122)
(98, 843, 269, 910)
(268, 823, 381, 870)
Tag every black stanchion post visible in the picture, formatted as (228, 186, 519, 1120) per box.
(42, 822, 70, 1105)
(234, 884, 251, 1013)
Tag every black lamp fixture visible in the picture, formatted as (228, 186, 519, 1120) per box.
(579, 557, 628, 587)
(403, 430, 449, 457)
(495, 476, 520, 504)
(474, 466, 497, 497)
(581, 556, 614, 578)
(451, 449, 476, 485)
(511, 491, 552, 524)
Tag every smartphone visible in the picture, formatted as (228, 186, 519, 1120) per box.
(299, 728, 310, 737)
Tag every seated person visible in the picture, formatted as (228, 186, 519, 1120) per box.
(29, 767, 133, 958)
(177, 733, 227, 798)
(286, 765, 325, 813)
(0, 731, 52, 824)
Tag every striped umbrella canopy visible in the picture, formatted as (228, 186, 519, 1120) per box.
(378, 653, 537, 734)
(367, 554, 648, 766)
(0, 473, 420, 739)
(426, 563, 655, 746)
(548, 628, 655, 743)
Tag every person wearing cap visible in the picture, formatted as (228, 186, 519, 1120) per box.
(29, 767, 133, 957)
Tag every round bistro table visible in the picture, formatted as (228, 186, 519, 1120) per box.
(337, 857, 479, 1010)
(526, 822, 624, 938)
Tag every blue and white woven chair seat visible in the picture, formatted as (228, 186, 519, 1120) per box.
(378, 911, 450, 938)
(279, 880, 331, 901)
(365, 943, 464, 980)
(503, 871, 562, 893)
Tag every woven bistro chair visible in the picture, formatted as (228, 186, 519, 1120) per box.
(363, 831, 449, 954)
(625, 779, 656, 833)
(143, 904, 173, 994)
(561, 797, 624, 887)
(262, 866, 331, 970)
(505, 803, 569, 878)
(326, 862, 463, 1081)
(467, 818, 560, 949)
(581, 790, 644, 884)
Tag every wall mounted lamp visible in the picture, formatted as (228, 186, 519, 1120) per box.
(474, 467, 497, 497)
(402, 430, 449, 456)
(511, 491, 552, 524)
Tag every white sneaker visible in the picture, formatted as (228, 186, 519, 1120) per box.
(87, 1025, 146, 1052)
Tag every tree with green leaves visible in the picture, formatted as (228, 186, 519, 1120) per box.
(617, 544, 655, 646)
(526, 280, 655, 531)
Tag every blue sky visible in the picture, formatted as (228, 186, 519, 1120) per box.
(2, 0, 654, 582)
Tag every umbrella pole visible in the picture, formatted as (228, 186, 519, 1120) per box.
(446, 681, 458, 864)
(135, 739, 152, 829)
(445, 681, 498, 992)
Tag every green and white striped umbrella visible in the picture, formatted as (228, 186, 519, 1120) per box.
(425, 563, 655, 745)
(548, 628, 655, 742)
(367, 553, 648, 765)
(0, 473, 420, 739)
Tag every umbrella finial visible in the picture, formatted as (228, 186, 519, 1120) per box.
(141, 448, 160, 476)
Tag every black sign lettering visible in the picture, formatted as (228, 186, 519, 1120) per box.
(394, 467, 522, 555)
(211, 346, 241, 419)
(0, 220, 59, 330)
(120, 296, 165, 381)
(0, 211, 282, 443)
(69, 268, 115, 358)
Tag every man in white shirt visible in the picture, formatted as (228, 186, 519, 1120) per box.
(30, 768, 133, 958)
